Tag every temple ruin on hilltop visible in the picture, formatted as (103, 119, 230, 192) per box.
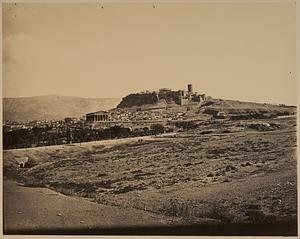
(117, 84, 206, 108)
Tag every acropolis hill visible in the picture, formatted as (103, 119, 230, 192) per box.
(117, 84, 206, 108)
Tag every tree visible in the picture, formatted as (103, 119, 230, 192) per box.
(150, 124, 165, 135)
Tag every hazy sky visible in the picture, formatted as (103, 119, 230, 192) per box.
(2, 2, 296, 105)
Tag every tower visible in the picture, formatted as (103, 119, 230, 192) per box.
(187, 84, 193, 93)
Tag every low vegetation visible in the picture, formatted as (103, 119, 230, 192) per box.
(3, 124, 169, 150)
(3, 115, 297, 227)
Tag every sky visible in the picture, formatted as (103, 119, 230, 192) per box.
(2, 2, 296, 105)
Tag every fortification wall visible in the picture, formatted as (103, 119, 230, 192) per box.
(158, 91, 181, 105)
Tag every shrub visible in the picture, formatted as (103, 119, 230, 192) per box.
(150, 124, 165, 135)
(175, 121, 197, 129)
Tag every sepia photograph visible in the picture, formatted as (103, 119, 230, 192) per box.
(2, 0, 298, 236)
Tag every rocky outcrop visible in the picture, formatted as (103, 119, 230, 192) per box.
(117, 92, 159, 108)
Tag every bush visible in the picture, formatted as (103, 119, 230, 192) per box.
(175, 121, 197, 130)
(150, 124, 165, 135)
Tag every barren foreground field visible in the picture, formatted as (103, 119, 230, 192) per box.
(3, 116, 297, 235)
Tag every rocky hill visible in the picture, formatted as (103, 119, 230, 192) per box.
(200, 98, 296, 118)
(117, 92, 159, 108)
(3, 95, 121, 122)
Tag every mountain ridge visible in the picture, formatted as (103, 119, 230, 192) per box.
(3, 95, 121, 122)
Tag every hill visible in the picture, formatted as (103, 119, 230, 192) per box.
(200, 98, 296, 118)
(3, 95, 121, 122)
(117, 92, 159, 108)
(112, 97, 296, 123)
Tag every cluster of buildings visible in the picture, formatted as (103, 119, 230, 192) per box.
(111, 109, 187, 122)
(3, 118, 86, 133)
(86, 84, 206, 123)
(85, 109, 188, 125)
(3, 120, 62, 133)
(158, 84, 206, 106)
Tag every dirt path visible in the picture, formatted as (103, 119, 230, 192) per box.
(3, 180, 172, 233)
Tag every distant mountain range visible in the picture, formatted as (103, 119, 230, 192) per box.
(3, 95, 121, 122)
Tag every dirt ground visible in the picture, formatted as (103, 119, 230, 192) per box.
(3, 180, 175, 233)
(3, 116, 297, 235)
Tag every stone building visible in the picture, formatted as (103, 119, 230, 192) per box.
(158, 84, 206, 105)
(158, 88, 182, 105)
(187, 84, 193, 93)
(86, 111, 110, 122)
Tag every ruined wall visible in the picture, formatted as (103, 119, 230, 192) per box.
(180, 98, 190, 106)
(158, 91, 182, 105)
(117, 92, 159, 108)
